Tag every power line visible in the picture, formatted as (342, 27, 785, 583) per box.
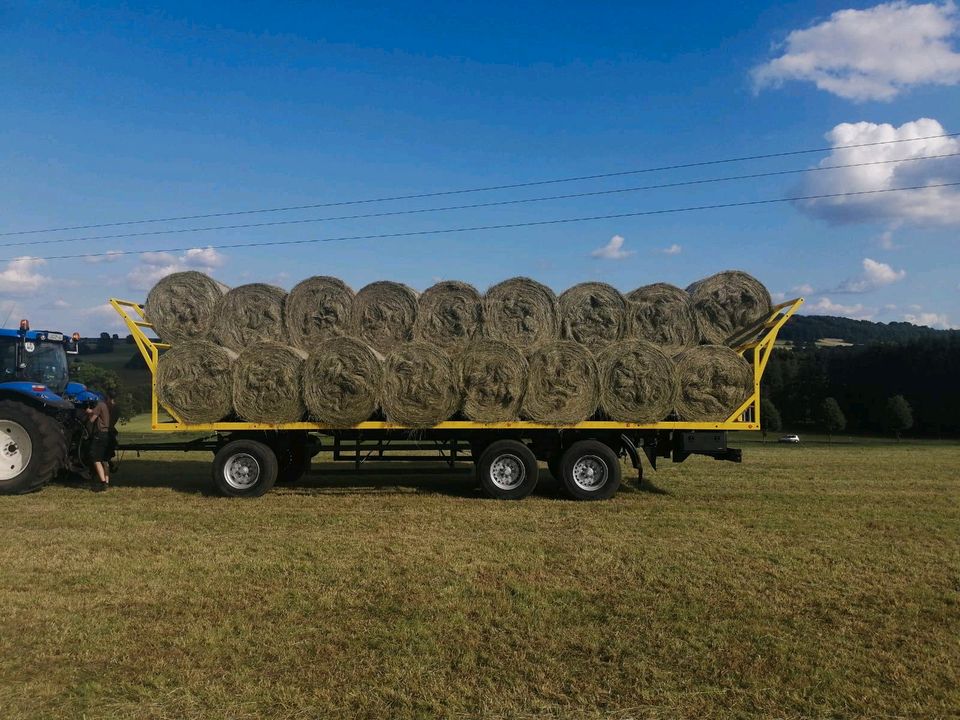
(2, 131, 957, 237)
(2, 151, 957, 250)
(17, 181, 960, 263)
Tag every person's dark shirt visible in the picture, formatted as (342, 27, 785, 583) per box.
(88, 401, 110, 433)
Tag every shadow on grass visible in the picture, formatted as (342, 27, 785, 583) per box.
(86, 458, 574, 499)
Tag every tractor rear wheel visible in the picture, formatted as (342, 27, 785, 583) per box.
(0, 401, 67, 494)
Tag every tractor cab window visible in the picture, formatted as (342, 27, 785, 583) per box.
(0, 339, 16, 380)
(21, 341, 69, 394)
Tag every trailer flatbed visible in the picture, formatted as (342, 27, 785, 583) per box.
(111, 296, 803, 499)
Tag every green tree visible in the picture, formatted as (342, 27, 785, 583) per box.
(818, 397, 846, 443)
(885, 394, 913, 441)
(760, 398, 782, 442)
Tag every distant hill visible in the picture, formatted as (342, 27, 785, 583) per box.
(779, 315, 958, 345)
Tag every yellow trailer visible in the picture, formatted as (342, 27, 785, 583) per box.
(111, 297, 803, 500)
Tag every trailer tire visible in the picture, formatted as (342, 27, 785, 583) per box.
(558, 440, 621, 501)
(476, 440, 539, 500)
(0, 401, 66, 495)
(276, 434, 311, 483)
(213, 439, 278, 497)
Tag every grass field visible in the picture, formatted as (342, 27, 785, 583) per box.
(1, 442, 958, 719)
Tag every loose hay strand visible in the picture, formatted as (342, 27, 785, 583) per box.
(687, 270, 772, 345)
(626, 283, 699, 356)
(212, 283, 288, 351)
(674, 345, 752, 421)
(351, 281, 419, 353)
(233, 342, 308, 423)
(559, 282, 628, 348)
(482, 277, 559, 349)
(522, 340, 600, 425)
(285, 276, 354, 352)
(458, 339, 528, 422)
(414, 281, 482, 349)
(598, 340, 678, 423)
(144, 271, 228, 344)
(156, 341, 237, 424)
(382, 342, 460, 427)
(303, 337, 383, 425)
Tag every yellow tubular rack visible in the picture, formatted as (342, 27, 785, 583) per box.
(110, 297, 804, 433)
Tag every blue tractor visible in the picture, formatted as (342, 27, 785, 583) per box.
(0, 320, 102, 493)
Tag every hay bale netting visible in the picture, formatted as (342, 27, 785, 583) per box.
(233, 342, 308, 423)
(212, 284, 288, 351)
(351, 281, 418, 353)
(626, 283, 699, 356)
(382, 342, 460, 427)
(284, 276, 355, 352)
(522, 340, 600, 424)
(558, 282, 628, 349)
(156, 340, 237, 424)
(597, 340, 678, 423)
(674, 345, 752, 422)
(303, 337, 383, 426)
(482, 277, 559, 349)
(686, 271, 772, 345)
(414, 281, 483, 349)
(458, 340, 528, 422)
(144, 271, 228, 344)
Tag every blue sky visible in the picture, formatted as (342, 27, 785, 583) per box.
(1, 0, 958, 333)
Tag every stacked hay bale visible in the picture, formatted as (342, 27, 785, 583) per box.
(147, 269, 769, 427)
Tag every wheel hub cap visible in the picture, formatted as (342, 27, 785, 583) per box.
(572, 455, 608, 491)
(223, 453, 261, 490)
(490, 453, 525, 490)
(0, 421, 32, 482)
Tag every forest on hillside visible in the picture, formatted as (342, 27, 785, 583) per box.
(778, 314, 958, 345)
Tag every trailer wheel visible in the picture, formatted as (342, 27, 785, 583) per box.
(476, 440, 539, 500)
(0, 401, 66, 495)
(212, 439, 278, 497)
(558, 440, 621, 501)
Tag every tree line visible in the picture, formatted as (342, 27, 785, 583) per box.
(761, 335, 960, 438)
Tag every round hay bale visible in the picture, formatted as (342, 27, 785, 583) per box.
(382, 342, 460, 427)
(674, 345, 752, 422)
(212, 284, 288, 351)
(483, 277, 559, 349)
(284, 276, 355, 352)
(598, 340, 678, 423)
(522, 340, 600, 425)
(458, 340, 527, 422)
(626, 283, 699, 356)
(303, 337, 383, 426)
(559, 282, 628, 349)
(686, 271, 772, 345)
(156, 340, 237, 424)
(414, 281, 482, 349)
(232, 342, 307, 423)
(351, 281, 418, 353)
(144, 271, 228, 344)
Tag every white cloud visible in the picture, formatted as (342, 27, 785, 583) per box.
(0, 256, 49, 296)
(591, 234, 634, 260)
(752, 1, 960, 101)
(792, 283, 815, 295)
(84, 250, 124, 264)
(659, 243, 682, 255)
(835, 257, 907, 293)
(127, 247, 227, 290)
(903, 311, 955, 328)
(877, 230, 900, 249)
(803, 296, 875, 320)
(797, 118, 960, 226)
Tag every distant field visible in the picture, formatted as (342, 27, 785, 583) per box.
(1, 443, 958, 719)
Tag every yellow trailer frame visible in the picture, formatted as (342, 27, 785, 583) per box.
(110, 296, 803, 434)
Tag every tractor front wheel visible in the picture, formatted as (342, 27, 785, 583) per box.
(0, 401, 67, 494)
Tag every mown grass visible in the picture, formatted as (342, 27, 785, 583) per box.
(1, 443, 958, 719)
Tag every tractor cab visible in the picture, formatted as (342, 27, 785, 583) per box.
(0, 321, 77, 397)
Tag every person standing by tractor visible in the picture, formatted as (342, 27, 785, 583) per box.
(85, 396, 114, 489)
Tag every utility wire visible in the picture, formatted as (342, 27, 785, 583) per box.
(17, 182, 960, 263)
(2, 151, 957, 250)
(2, 132, 957, 237)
